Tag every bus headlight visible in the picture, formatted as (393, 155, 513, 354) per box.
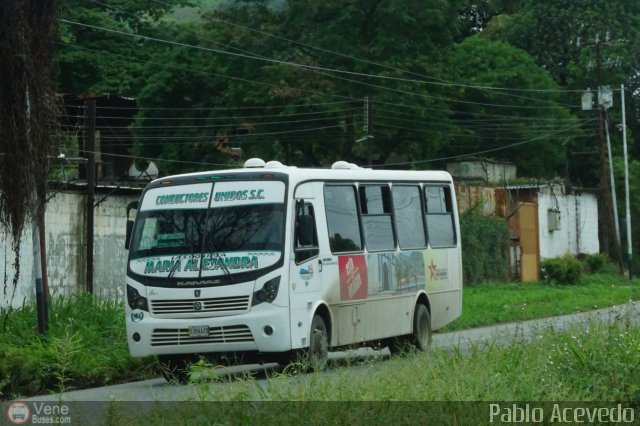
(127, 285, 149, 312)
(252, 276, 280, 306)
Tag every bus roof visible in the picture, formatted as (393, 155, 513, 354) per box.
(149, 158, 453, 189)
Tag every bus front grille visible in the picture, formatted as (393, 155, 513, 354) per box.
(150, 325, 254, 346)
(150, 295, 251, 315)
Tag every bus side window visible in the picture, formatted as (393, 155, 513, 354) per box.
(424, 185, 456, 247)
(360, 185, 395, 251)
(324, 185, 363, 253)
(294, 202, 319, 263)
(392, 185, 427, 249)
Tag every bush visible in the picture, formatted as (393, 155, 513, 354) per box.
(541, 255, 582, 285)
(460, 207, 510, 286)
(0, 294, 155, 398)
(579, 253, 616, 274)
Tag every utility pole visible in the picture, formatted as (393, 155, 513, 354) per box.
(85, 98, 96, 294)
(581, 32, 621, 267)
(621, 84, 633, 279)
(38, 213, 49, 331)
(603, 108, 623, 272)
(27, 91, 48, 334)
(358, 96, 374, 166)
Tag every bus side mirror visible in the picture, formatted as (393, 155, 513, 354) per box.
(125, 220, 134, 250)
(297, 214, 314, 246)
(125, 201, 138, 250)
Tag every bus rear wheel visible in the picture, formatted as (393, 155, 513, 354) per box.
(411, 303, 432, 351)
(387, 304, 431, 355)
(158, 355, 191, 384)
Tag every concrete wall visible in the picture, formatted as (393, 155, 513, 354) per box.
(1, 190, 139, 309)
(447, 160, 517, 184)
(537, 187, 599, 259)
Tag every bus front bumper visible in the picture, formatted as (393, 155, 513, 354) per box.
(126, 305, 291, 358)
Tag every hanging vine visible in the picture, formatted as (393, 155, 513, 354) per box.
(0, 0, 59, 314)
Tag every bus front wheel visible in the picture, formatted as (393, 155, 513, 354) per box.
(308, 315, 329, 370)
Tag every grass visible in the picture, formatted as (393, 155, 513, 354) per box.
(95, 310, 640, 424)
(1, 272, 638, 399)
(0, 294, 156, 400)
(442, 273, 640, 331)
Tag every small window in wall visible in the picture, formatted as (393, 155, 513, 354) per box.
(392, 185, 426, 249)
(294, 201, 319, 263)
(424, 185, 456, 247)
(360, 185, 395, 251)
(324, 185, 363, 253)
(547, 209, 561, 232)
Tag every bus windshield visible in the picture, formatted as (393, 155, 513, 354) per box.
(129, 204, 284, 266)
(129, 203, 284, 278)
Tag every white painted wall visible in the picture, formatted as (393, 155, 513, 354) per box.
(1, 191, 139, 309)
(537, 187, 599, 259)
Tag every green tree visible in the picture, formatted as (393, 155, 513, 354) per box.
(457, 0, 524, 38)
(56, 0, 190, 95)
(130, 0, 466, 171)
(1, 0, 58, 328)
(445, 37, 581, 177)
(490, 0, 640, 89)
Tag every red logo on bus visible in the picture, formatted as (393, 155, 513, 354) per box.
(339, 255, 368, 300)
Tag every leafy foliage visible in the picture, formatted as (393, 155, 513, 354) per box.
(0, 294, 154, 398)
(56, 0, 190, 95)
(460, 206, 509, 285)
(540, 254, 583, 285)
(54, 0, 627, 177)
(46, 0, 640, 276)
(485, 0, 640, 188)
(491, 0, 640, 88)
(446, 37, 580, 177)
(127, 0, 466, 170)
(578, 252, 616, 274)
(0, 0, 59, 306)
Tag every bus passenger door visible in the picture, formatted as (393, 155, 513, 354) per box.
(288, 185, 324, 350)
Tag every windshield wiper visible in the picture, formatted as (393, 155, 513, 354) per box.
(208, 243, 230, 276)
(167, 256, 181, 279)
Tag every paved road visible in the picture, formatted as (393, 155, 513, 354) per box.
(25, 302, 639, 402)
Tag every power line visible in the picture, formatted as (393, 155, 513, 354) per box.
(58, 41, 359, 102)
(82, 149, 232, 168)
(95, 108, 360, 121)
(95, 100, 353, 111)
(161, 0, 589, 95)
(374, 111, 591, 129)
(59, 19, 581, 111)
(379, 119, 597, 167)
(98, 124, 346, 140)
(94, 114, 360, 131)
(94, 0, 585, 112)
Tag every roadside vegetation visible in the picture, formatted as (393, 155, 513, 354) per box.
(0, 294, 156, 400)
(444, 273, 640, 331)
(99, 312, 640, 425)
(1, 257, 638, 399)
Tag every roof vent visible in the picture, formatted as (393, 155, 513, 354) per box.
(244, 158, 266, 168)
(265, 160, 285, 168)
(331, 161, 352, 169)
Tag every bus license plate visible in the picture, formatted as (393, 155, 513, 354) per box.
(189, 325, 209, 337)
